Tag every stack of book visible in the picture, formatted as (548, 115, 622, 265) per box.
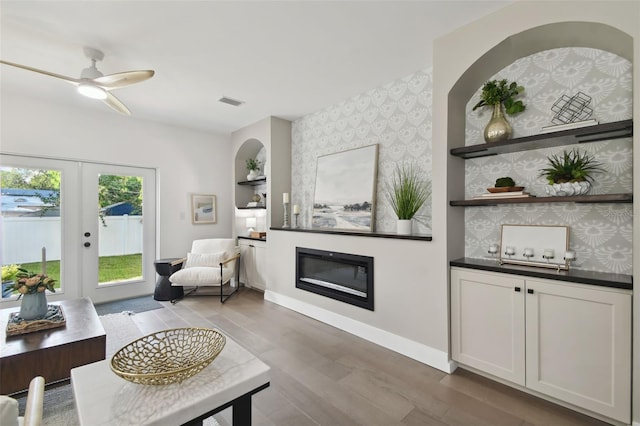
(473, 190, 534, 200)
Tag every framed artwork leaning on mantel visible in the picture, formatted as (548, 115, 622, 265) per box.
(312, 144, 378, 232)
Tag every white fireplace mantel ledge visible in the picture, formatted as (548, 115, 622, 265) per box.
(270, 227, 432, 241)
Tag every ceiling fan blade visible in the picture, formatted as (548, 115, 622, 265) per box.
(102, 92, 131, 115)
(93, 70, 155, 89)
(0, 60, 80, 84)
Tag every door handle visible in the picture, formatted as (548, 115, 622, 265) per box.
(527, 288, 534, 294)
(84, 242, 91, 247)
(514, 287, 521, 292)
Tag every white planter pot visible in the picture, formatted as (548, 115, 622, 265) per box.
(545, 181, 591, 197)
(247, 170, 259, 181)
(397, 219, 412, 235)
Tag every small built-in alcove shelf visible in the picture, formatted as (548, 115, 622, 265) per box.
(237, 178, 266, 186)
(450, 119, 632, 159)
(450, 193, 633, 207)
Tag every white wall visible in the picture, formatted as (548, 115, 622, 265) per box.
(0, 93, 232, 259)
(266, 230, 451, 372)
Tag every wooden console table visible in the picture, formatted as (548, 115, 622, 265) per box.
(0, 297, 106, 395)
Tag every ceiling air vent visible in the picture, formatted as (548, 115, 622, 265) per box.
(218, 96, 245, 107)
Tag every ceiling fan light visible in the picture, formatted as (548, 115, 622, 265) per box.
(77, 83, 107, 100)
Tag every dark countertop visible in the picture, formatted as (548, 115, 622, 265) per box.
(450, 257, 632, 290)
(237, 236, 267, 242)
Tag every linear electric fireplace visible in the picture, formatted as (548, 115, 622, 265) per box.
(296, 247, 374, 310)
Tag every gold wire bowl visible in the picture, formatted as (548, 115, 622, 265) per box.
(110, 327, 226, 385)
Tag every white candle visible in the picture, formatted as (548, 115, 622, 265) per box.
(524, 248, 534, 257)
(293, 204, 300, 214)
(564, 250, 576, 261)
(488, 244, 498, 254)
(505, 246, 515, 256)
(283, 193, 289, 203)
(543, 249, 555, 258)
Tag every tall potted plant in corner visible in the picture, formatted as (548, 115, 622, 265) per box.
(386, 163, 431, 235)
(472, 79, 526, 143)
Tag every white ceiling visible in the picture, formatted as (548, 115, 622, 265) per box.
(0, 1, 513, 135)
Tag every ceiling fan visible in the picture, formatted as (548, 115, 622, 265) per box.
(0, 47, 154, 115)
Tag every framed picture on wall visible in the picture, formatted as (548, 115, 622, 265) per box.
(312, 144, 378, 231)
(191, 194, 216, 224)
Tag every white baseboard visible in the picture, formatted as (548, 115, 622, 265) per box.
(264, 290, 455, 373)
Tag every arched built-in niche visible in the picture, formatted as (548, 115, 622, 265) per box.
(445, 21, 634, 263)
(235, 138, 267, 209)
(461, 46, 633, 273)
(447, 22, 632, 149)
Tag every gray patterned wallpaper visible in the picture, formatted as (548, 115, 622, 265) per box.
(464, 48, 633, 274)
(292, 69, 433, 234)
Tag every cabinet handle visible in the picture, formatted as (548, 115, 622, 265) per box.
(527, 288, 534, 294)
(249, 244, 255, 248)
(514, 287, 521, 292)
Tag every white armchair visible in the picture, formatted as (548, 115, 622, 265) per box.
(0, 376, 44, 426)
(169, 238, 240, 304)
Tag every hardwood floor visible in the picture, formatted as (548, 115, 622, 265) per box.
(132, 288, 608, 426)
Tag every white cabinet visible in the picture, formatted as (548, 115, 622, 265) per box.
(238, 239, 266, 291)
(525, 278, 631, 422)
(451, 267, 632, 424)
(450, 268, 525, 385)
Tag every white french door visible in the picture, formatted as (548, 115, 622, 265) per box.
(80, 163, 156, 303)
(0, 155, 156, 306)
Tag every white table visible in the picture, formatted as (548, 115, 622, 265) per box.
(71, 334, 270, 426)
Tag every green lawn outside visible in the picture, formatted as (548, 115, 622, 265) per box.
(18, 253, 143, 289)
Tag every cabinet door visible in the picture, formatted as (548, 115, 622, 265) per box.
(238, 240, 266, 291)
(525, 279, 631, 423)
(251, 242, 267, 291)
(238, 241, 250, 285)
(451, 268, 525, 385)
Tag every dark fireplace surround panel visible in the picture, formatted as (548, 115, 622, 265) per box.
(295, 247, 374, 311)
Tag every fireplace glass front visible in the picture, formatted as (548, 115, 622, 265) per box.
(296, 247, 373, 310)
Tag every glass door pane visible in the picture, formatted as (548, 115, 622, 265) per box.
(1, 154, 82, 305)
(97, 174, 143, 284)
(1, 166, 61, 298)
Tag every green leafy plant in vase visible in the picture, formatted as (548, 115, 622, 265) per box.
(538, 149, 604, 196)
(472, 79, 526, 143)
(246, 158, 261, 181)
(386, 163, 431, 235)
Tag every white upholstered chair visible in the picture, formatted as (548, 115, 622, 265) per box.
(0, 376, 45, 426)
(169, 238, 240, 303)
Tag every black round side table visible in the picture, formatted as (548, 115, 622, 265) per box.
(153, 258, 184, 301)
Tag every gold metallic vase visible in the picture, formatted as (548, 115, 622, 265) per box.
(484, 103, 513, 143)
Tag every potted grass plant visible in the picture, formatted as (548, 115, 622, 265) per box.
(538, 149, 604, 196)
(386, 163, 431, 235)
